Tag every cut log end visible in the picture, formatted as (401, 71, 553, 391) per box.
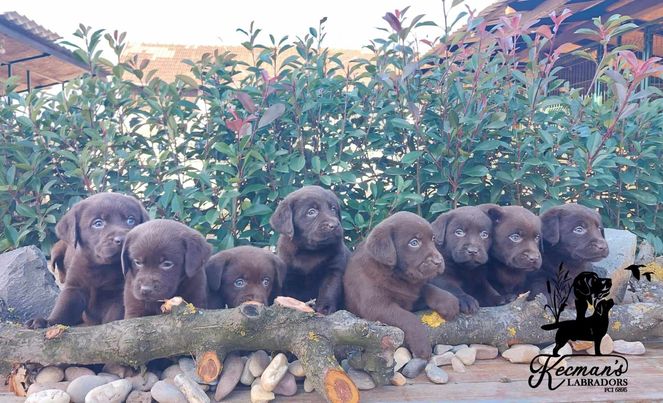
(324, 369, 359, 403)
(197, 350, 222, 383)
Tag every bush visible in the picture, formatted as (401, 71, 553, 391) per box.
(1, 5, 662, 254)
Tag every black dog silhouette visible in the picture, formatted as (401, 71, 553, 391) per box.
(541, 298, 614, 356)
(572, 272, 611, 321)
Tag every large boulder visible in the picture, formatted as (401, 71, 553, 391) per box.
(0, 246, 59, 323)
(592, 228, 637, 303)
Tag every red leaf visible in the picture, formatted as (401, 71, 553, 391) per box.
(535, 25, 553, 40)
(383, 12, 402, 33)
(236, 92, 256, 114)
(226, 118, 244, 133)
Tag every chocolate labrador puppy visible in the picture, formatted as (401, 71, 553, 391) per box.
(270, 185, 350, 314)
(206, 246, 287, 308)
(429, 206, 494, 314)
(344, 212, 459, 359)
(527, 204, 609, 300)
(478, 204, 543, 305)
(122, 219, 211, 318)
(26, 193, 149, 328)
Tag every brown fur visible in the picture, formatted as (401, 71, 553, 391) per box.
(344, 212, 459, 359)
(122, 219, 211, 318)
(25, 193, 149, 328)
(527, 203, 609, 300)
(270, 186, 350, 314)
(206, 246, 287, 308)
(429, 206, 494, 314)
(477, 204, 543, 305)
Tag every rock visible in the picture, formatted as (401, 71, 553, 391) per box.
(346, 368, 375, 390)
(430, 352, 454, 367)
(273, 372, 297, 396)
(570, 340, 594, 351)
(401, 358, 427, 378)
(151, 380, 187, 403)
(451, 344, 469, 353)
(393, 347, 412, 372)
(64, 367, 95, 382)
(287, 360, 305, 378)
(240, 356, 255, 386)
(85, 379, 132, 403)
(592, 228, 637, 302)
(635, 240, 655, 264)
(340, 359, 350, 372)
(502, 344, 540, 364)
(425, 363, 449, 384)
(0, 246, 60, 322)
(101, 363, 136, 379)
(541, 342, 572, 357)
(613, 340, 646, 355)
(178, 357, 211, 385)
(303, 377, 314, 393)
(250, 381, 275, 402)
(126, 390, 152, 403)
(96, 373, 120, 383)
(173, 374, 210, 403)
(470, 344, 499, 360)
(25, 389, 70, 403)
(451, 356, 466, 373)
(214, 353, 244, 401)
(390, 372, 407, 386)
(537, 355, 568, 369)
(248, 350, 271, 377)
(161, 364, 184, 380)
(36, 366, 65, 384)
(28, 381, 70, 396)
(433, 344, 453, 355)
(66, 375, 108, 403)
(586, 334, 614, 355)
(455, 347, 476, 365)
(259, 353, 288, 392)
(128, 372, 158, 392)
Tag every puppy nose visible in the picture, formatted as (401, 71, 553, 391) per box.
(324, 221, 338, 230)
(430, 253, 443, 266)
(595, 241, 608, 251)
(467, 246, 479, 255)
(113, 236, 124, 245)
(140, 285, 153, 294)
(524, 252, 540, 262)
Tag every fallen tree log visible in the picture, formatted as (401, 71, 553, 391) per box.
(419, 294, 663, 350)
(0, 299, 403, 403)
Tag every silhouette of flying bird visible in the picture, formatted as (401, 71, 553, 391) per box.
(624, 264, 653, 281)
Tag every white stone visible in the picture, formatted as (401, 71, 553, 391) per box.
(585, 334, 614, 355)
(84, 379, 132, 403)
(393, 347, 412, 372)
(303, 377, 314, 393)
(433, 344, 453, 355)
(451, 356, 466, 373)
(173, 374, 210, 403)
(613, 340, 646, 355)
(64, 367, 95, 382)
(454, 347, 476, 365)
(36, 366, 65, 384)
(470, 344, 499, 360)
(430, 352, 454, 367)
(501, 344, 540, 364)
(259, 353, 288, 392)
(425, 363, 449, 384)
(151, 380, 187, 403)
(25, 389, 70, 403)
(250, 381, 275, 402)
(287, 360, 305, 378)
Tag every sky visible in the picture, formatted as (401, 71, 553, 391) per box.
(2, 0, 496, 50)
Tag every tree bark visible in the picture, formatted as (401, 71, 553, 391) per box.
(420, 294, 663, 351)
(0, 300, 402, 403)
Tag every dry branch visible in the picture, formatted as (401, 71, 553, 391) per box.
(420, 294, 663, 350)
(0, 301, 402, 403)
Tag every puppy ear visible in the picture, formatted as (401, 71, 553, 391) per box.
(205, 252, 231, 291)
(55, 201, 85, 247)
(270, 198, 294, 238)
(121, 232, 134, 277)
(431, 213, 449, 247)
(269, 253, 288, 298)
(478, 204, 502, 223)
(183, 232, 212, 278)
(541, 208, 562, 246)
(366, 223, 397, 267)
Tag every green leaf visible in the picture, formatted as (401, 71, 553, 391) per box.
(243, 203, 272, 217)
(176, 74, 199, 88)
(401, 151, 424, 165)
(290, 153, 306, 172)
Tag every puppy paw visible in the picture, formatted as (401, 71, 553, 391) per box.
(405, 325, 432, 359)
(24, 317, 49, 329)
(430, 291, 460, 320)
(314, 298, 337, 315)
(458, 294, 480, 314)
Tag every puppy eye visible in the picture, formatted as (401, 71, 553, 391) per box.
(133, 259, 143, 268)
(126, 216, 136, 226)
(508, 234, 522, 243)
(330, 205, 337, 212)
(160, 261, 174, 271)
(454, 229, 465, 237)
(306, 208, 318, 217)
(234, 279, 247, 288)
(573, 226, 586, 235)
(408, 239, 420, 248)
(92, 219, 105, 229)
(262, 277, 270, 287)
(480, 231, 489, 239)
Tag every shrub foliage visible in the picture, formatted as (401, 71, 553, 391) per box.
(1, 5, 662, 254)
